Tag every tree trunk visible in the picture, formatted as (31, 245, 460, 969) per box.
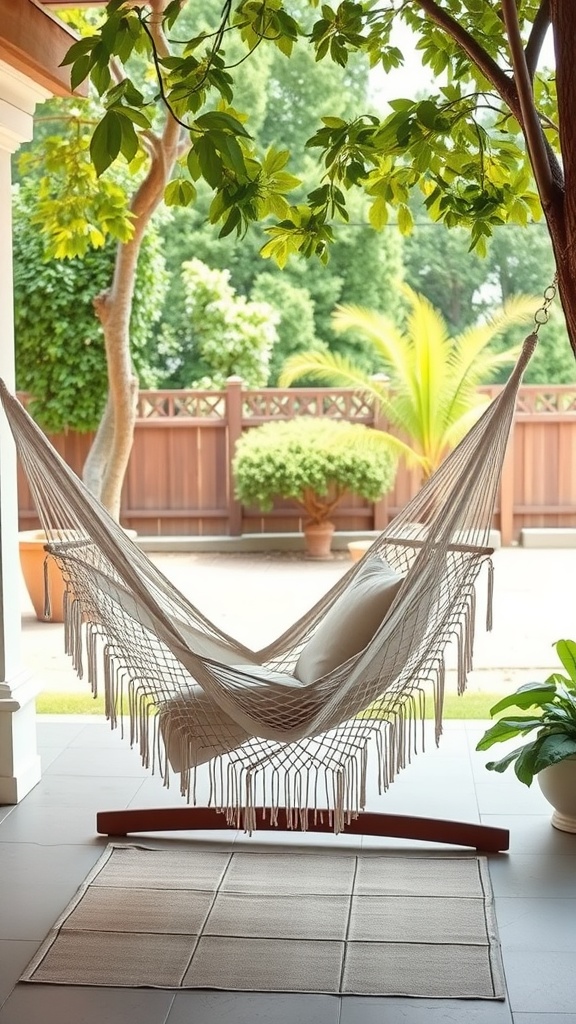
(81, 0, 183, 520)
(548, 0, 576, 356)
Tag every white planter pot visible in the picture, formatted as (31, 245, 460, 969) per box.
(538, 756, 576, 833)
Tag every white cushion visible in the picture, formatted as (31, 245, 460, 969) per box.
(160, 666, 301, 770)
(294, 556, 403, 685)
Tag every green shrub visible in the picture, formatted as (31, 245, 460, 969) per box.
(233, 417, 397, 524)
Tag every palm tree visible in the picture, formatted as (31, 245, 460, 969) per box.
(279, 285, 537, 479)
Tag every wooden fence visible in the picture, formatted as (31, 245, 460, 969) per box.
(16, 380, 576, 544)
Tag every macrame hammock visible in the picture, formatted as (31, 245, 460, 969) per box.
(0, 295, 552, 851)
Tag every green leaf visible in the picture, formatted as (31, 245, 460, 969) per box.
(164, 179, 197, 207)
(118, 117, 139, 164)
(70, 55, 91, 93)
(369, 196, 388, 230)
(195, 137, 223, 188)
(555, 640, 576, 684)
(533, 733, 576, 773)
(476, 716, 544, 750)
(485, 742, 532, 776)
(90, 60, 112, 95)
(489, 683, 558, 716)
(114, 106, 151, 130)
(218, 207, 241, 238)
(416, 100, 439, 129)
(195, 111, 251, 138)
(397, 203, 414, 235)
(513, 742, 541, 786)
(60, 36, 98, 68)
(90, 111, 122, 177)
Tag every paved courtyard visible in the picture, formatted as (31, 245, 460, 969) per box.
(19, 544, 576, 696)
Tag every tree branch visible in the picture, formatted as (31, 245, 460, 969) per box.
(411, 0, 520, 116)
(524, 0, 551, 80)
(501, 0, 554, 198)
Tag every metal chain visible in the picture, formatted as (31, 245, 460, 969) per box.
(533, 273, 558, 332)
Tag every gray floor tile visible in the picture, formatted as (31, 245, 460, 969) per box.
(0, 942, 38, 1010)
(482, 814, 576, 855)
(67, 721, 133, 748)
(496, 897, 576, 951)
(127, 772, 213, 809)
(488, 854, 576, 897)
(0, 806, 14, 826)
(362, 781, 478, 821)
(21, 773, 145, 809)
(381, 753, 476, 786)
(35, 720, 88, 747)
(0, 882, 77, 941)
(514, 1016, 576, 1023)
(0, 985, 175, 1024)
(38, 746, 64, 771)
(0, 841, 102, 887)
(167, 990, 340, 1024)
(0, 803, 104, 845)
(475, 782, 551, 815)
(503, 951, 576, 1012)
(44, 746, 150, 778)
(339, 996, 513, 1023)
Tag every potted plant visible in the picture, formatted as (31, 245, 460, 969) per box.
(476, 638, 576, 832)
(233, 417, 397, 557)
(18, 530, 68, 623)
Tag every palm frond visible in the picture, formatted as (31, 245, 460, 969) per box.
(331, 305, 414, 384)
(278, 351, 378, 393)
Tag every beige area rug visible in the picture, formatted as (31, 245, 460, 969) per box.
(22, 845, 504, 998)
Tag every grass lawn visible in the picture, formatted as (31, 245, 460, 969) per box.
(36, 690, 499, 719)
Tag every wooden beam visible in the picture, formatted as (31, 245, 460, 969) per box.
(0, 0, 86, 97)
(97, 806, 511, 852)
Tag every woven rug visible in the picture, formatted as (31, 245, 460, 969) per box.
(22, 844, 504, 998)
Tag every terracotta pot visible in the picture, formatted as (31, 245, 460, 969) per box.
(538, 756, 576, 833)
(18, 530, 67, 623)
(347, 540, 372, 563)
(303, 521, 335, 559)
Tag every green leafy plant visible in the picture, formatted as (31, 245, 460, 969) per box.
(280, 285, 535, 478)
(178, 258, 278, 388)
(233, 417, 396, 525)
(12, 183, 167, 433)
(476, 639, 576, 786)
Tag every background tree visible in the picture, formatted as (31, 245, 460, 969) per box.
(167, 258, 278, 387)
(13, 181, 167, 432)
(402, 217, 575, 383)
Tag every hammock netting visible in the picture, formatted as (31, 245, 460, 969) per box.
(0, 333, 536, 831)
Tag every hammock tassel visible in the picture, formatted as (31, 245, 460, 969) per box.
(42, 555, 51, 620)
(486, 560, 495, 631)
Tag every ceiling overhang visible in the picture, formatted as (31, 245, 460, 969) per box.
(0, 0, 86, 97)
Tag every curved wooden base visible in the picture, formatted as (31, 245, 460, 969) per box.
(96, 806, 509, 852)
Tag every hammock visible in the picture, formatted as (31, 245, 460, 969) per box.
(0, 332, 539, 848)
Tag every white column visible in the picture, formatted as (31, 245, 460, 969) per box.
(0, 62, 50, 802)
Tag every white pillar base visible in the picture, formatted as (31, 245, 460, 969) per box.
(0, 670, 41, 804)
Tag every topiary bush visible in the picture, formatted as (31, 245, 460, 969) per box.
(233, 417, 397, 526)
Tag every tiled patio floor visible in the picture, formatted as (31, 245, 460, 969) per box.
(1, 715, 575, 1024)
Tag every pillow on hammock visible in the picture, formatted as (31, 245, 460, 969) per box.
(160, 667, 303, 770)
(294, 556, 403, 685)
